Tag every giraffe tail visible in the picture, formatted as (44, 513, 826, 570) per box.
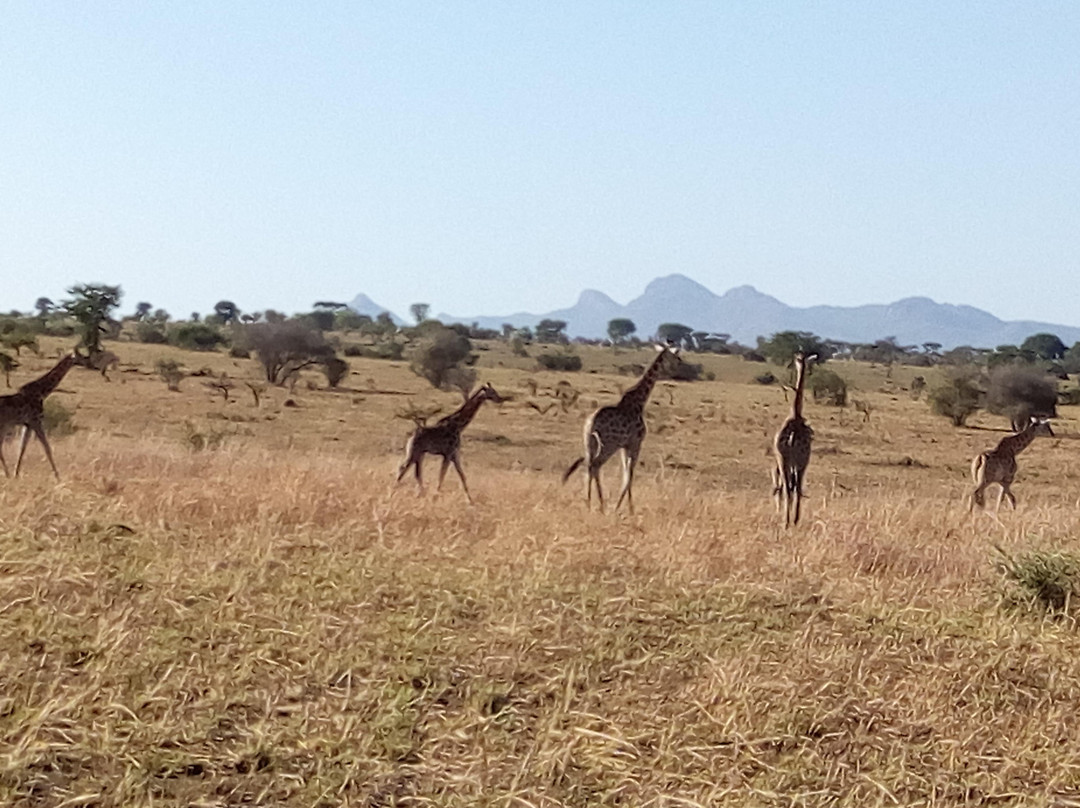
(562, 457, 584, 484)
(971, 453, 986, 484)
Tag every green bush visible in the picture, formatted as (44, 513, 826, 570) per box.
(811, 368, 848, 406)
(43, 399, 76, 436)
(996, 546, 1080, 613)
(537, 353, 583, 372)
(169, 323, 226, 352)
(135, 322, 168, 344)
(928, 370, 982, 426)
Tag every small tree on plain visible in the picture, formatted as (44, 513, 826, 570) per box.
(986, 365, 1058, 430)
(759, 331, 831, 366)
(1021, 333, 1067, 362)
(810, 368, 848, 406)
(409, 325, 475, 394)
(656, 323, 693, 350)
(535, 319, 568, 344)
(607, 318, 636, 344)
(410, 303, 431, 325)
(928, 370, 982, 427)
(63, 283, 122, 356)
(244, 321, 336, 385)
(322, 356, 350, 388)
(214, 301, 240, 325)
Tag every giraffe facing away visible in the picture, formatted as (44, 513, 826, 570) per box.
(562, 344, 683, 513)
(772, 352, 817, 527)
(0, 352, 76, 479)
(396, 383, 506, 503)
(969, 416, 1054, 512)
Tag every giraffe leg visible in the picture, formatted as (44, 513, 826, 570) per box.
(450, 453, 472, 504)
(436, 456, 451, 492)
(615, 449, 638, 514)
(791, 468, 804, 526)
(31, 424, 60, 480)
(0, 434, 8, 477)
(412, 456, 425, 496)
(994, 484, 1006, 512)
(590, 464, 605, 513)
(771, 465, 783, 513)
(14, 426, 34, 477)
(1003, 485, 1017, 509)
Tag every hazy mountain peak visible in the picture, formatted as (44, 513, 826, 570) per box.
(643, 273, 717, 299)
(576, 289, 619, 307)
(366, 274, 1080, 349)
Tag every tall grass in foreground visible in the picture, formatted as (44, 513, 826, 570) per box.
(3, 435, 1080, 806)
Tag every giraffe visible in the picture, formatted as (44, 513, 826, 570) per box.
(772, 352, 817, 527)
(969, 416, 1054, 512)
(396, 383, 506, 503)
(562, 344, 683, 513)
(0, 352, 76, 479)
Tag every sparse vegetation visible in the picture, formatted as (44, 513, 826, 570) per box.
(810, 367, 848, 406)
(985, 365, 1058, 430)
(3, 334, 1080, 805)
(928, 369, 982, 426)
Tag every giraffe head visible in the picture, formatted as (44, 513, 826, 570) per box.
(653, 342, 685, 376)
(1029, 416, 1054, 437)
(475, 383, 507, 405)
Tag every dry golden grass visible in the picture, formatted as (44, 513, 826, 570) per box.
(4, 339, 1080, 806)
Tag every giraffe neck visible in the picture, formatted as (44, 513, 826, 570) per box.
(789, 357, 807, 420)
(619, 349, 668, 413)
(17, 353, 75, 401)
(1000, 423, 1040, 456)
(442, 389, 488, 432)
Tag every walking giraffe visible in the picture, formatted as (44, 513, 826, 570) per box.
(562, 344, 683, 513)
(772, 351, 817, 527)
(969, 416, 1054, 512)
(396, 383, 506, 503)
(0, 352, 76, 479)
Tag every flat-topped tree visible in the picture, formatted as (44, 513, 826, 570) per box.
(63, 284, 121, 357)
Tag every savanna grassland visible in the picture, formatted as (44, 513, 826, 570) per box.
(5, 337, 1080, 807)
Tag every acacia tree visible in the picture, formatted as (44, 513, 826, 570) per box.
(63, 283, 122, 355)
(1021, 333, 1067, 362)
(410, 303, 431, 324)
(214, 300, 240, 325)
(656, 323, 693, 350)
(535, 319, 568, 344)
(34, 297, 54, 318)
(607, 318, 636, 344)
(244, 321, 336, 384)
(758, 331, 831, 366)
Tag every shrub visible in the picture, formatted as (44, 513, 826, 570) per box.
(986, 365, 1058, 430)
(229, 346, 250, 359)
(996, 546, 1080, 613)
(156, 359, 185, 392)
(323, 356, 350, 388)
(135, 322, 168, 344)
(42, 399, 76, 436)
(660, 361, 702, 382)
(242, 321, 336, 384)
(537, 353, 583, 372)
(754, 372, 777, 385)
(928, 370, 982, 426)
(169, 323, 226, 352)
(810, 368, 847, 406)
(410, 326, 475, 390)
(343, 344, 363, 357)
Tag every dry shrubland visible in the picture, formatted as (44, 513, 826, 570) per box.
(3, 340, 1080, 806)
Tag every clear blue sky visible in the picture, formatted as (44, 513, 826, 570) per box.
(3, 2, 1079, 325)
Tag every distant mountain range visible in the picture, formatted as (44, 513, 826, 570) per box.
(350, 275, 1080, 350)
